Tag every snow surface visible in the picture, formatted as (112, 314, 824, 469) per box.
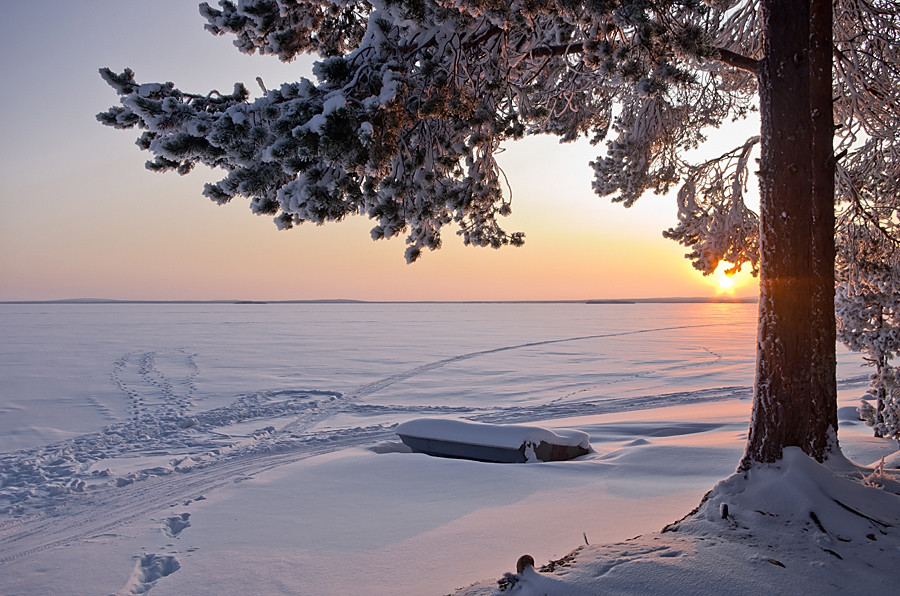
(1, 302, 897, 595)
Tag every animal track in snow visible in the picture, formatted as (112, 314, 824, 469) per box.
(0, 388, 349, 515)
(0, 325, 752, 518)
(163, 513, 191, 538)
(120, 553, 180, 595)
(0, 322, 769, 568)
(345, 323, 727, 400)
(111, 349, 199, 421)
(699, 346, 724, 363)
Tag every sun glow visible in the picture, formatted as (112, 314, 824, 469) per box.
(717, 271, 736, 291)
(711, 260, 753, 295)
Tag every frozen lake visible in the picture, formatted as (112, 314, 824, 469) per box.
(0, 301, 768, 453)
(0, 302, 884, 594)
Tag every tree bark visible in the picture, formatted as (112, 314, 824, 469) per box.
(875, 360, 886, 438)
(808, 0, 838, 456)
(743, 0, 838, 466)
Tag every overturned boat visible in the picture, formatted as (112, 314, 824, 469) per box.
(396, 418, 591, 463)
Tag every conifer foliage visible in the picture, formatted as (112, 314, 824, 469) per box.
(837, 223, 900, 440)
(99, 0, 762, 267)
(100, 1, 900, 460)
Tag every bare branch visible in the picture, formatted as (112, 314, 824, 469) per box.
(714, 47, 760, 74)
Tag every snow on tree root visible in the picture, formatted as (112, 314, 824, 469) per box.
(459, 450, 900, 595)
(668, 448, 900, 557)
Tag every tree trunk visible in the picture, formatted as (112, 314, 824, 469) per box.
(875, 354, 886, 438)
(743, 0, 838, 466)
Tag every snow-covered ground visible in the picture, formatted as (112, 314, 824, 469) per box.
(1, 302, 897, 594)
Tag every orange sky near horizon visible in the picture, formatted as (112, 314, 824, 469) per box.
(0, 1, 761, 303)
(2, 133, 760, 302)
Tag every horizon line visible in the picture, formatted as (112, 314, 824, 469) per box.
(1, 296, 759, 305)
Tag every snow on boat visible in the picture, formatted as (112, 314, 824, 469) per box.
(396, 418, 591, 463)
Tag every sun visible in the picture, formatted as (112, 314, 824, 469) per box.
(717, 272, 736, 291)
(712, 261, 742, 294)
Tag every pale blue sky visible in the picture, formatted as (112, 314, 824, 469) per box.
(0, 1, 759, 301)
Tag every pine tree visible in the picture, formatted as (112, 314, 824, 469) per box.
(98, 1, 900, 465)
(837, 222, 900, 440)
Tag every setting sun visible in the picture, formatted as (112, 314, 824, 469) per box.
(709, 260, 756, 296)
(717, 271, 736, 291)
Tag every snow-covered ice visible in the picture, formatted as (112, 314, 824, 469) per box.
(1, 302, 897, 595)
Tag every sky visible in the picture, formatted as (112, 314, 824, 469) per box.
(0, 1, 761, 302)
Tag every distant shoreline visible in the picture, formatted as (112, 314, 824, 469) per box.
(1, 296, 758, 305)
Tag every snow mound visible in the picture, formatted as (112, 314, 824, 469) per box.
(395, 418, 590, 450)
(455, 448, 900, 595)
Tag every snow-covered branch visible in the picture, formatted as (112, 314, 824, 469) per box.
(663, 136, 760, 275)
(102, 1, 763, 262)
(99, 0, 897, 277)
(836, 219, 900, 439)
